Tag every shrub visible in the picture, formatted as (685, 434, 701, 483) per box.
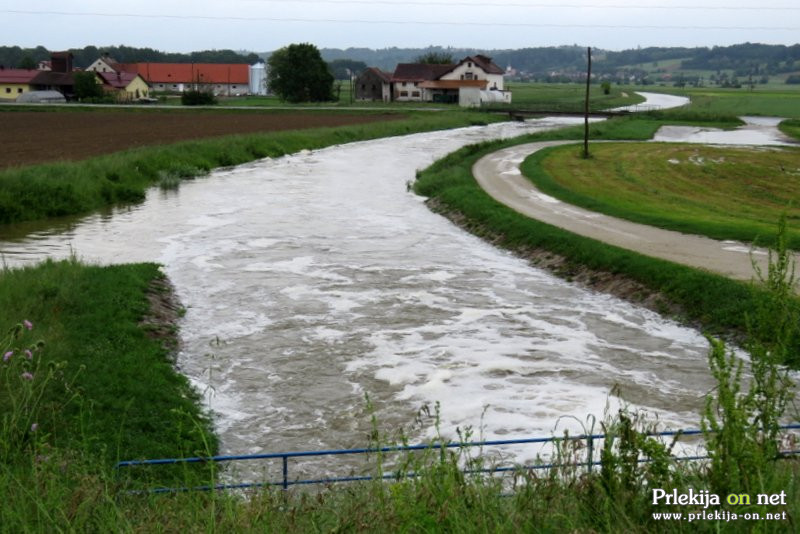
(181, 89, 217, 106)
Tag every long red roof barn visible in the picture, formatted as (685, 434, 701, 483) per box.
(119, 63, 249, 84)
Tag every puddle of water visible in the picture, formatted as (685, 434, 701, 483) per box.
(653, 116, 796, 146)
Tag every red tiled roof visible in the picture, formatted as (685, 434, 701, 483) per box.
(0, 69, 40, 84)
(392, 63, 455, 82)
(98, 71, 145, 90)
(121, 63, 249, 84)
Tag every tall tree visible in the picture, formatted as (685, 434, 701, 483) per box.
(414, 51, 454, 64)
(268, 43, 334, 103)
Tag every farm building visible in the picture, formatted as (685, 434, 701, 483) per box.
(97, 71, 151, 101)
(0, 68, 39, 100)
(86, 54, 124, 74)
(119, 63, 250, 96)
(249, 62, 268, 96)
(354, 68, 393, 102)
(355, 55, 511, 107)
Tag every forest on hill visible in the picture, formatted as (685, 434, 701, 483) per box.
(0, 45, 260, 69)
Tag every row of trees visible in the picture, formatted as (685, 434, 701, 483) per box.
(0, 45, 260, 70)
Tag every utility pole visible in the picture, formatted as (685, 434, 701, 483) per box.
(583, 46, 592, 159)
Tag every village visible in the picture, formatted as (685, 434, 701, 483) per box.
(0, 50, 511, 107)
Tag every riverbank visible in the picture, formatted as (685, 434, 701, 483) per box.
(413, 115, 800, 362)
(0, 109, 499, 225)
(0, 259, 215, 464)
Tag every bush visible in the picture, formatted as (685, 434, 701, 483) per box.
(181, 89, 217, 106)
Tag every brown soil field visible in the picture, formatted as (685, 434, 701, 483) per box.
(1, 110, 401, 169)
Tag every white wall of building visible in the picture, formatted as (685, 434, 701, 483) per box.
(440, 61, 505, 91)
(394, 81, 425, 101)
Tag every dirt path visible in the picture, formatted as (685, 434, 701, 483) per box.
(472, 140, 800, 283)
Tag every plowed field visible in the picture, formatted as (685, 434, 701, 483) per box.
(1, 110, 401, 169)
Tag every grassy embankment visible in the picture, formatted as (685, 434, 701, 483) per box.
(413, 113, 800, 364)
(2, 251, 798, 532)
(0, 109, 501, 225)
(780, 119, 800, 140)
(522, 142, 800, 249)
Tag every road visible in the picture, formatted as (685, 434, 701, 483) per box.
(472, 136, 800, 283)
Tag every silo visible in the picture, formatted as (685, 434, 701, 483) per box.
(249, 62, 268, 96)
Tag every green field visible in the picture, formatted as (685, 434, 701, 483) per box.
(213, 82, 645, 111)
(522, 142, 800, 249)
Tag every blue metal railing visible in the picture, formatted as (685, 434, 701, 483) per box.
(115, 424, 800, 494)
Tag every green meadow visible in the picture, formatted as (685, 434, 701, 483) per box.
(523, 142, 800, 249)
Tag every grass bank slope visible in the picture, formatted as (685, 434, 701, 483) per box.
(523, 142, 800, 249)
(0, 259, 214, 464)
(0, 110, 497, 226)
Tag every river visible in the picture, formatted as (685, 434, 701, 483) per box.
(0, 117, 716, 477)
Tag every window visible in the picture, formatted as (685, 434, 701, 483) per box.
(17, 88, 22, 93)
(411, 91, 420, 97)
(4, 88, 10, 94)
(399, 91, 408, 97)
(232, 85, 237, 89)
(465, 72, 474, 80)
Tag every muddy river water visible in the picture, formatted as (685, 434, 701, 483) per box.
(1, 117, 742, 476)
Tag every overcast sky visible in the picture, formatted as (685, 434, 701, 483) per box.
(2, 0, 798, 53)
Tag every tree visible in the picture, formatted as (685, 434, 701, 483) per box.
(73, 71, 104, 100)
(414, 51, 454, 64)
(268, 43, 334, 103)
(16, 55, 36, 70)
(328, 59, 368, 80)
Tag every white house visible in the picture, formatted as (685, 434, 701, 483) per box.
(86, 55, 121, 74)
(356, 55, 511, 107)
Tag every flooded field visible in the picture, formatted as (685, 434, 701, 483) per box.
(0, 118, 719, 477)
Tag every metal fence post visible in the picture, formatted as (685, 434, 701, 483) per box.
(282, 455, 289, 490)
(587, 435, 594, 474)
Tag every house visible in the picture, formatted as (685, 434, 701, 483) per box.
(97, 71, 151, 101)
(355, 55, 511, 107)
(0, 68, 39, 100)
(119, 63, 250, 96)
(86, 54, 123, 74)
(28, 52, 82, 98)
(354, 67, 392, 102)
(391, 63, 453, 102)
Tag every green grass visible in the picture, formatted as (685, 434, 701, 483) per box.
(630, 85, 800, 118)
(522, 142, 800, 249)
(0, 259, 215, 465)
(780, 119, 800, 140)
(412, 116, 800, 356)
(489, 82, 644, 111)
(0, 110, 500, 226)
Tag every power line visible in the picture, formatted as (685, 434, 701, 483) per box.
(3, 10, 798, 31)
(243, 0, 800, 11)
